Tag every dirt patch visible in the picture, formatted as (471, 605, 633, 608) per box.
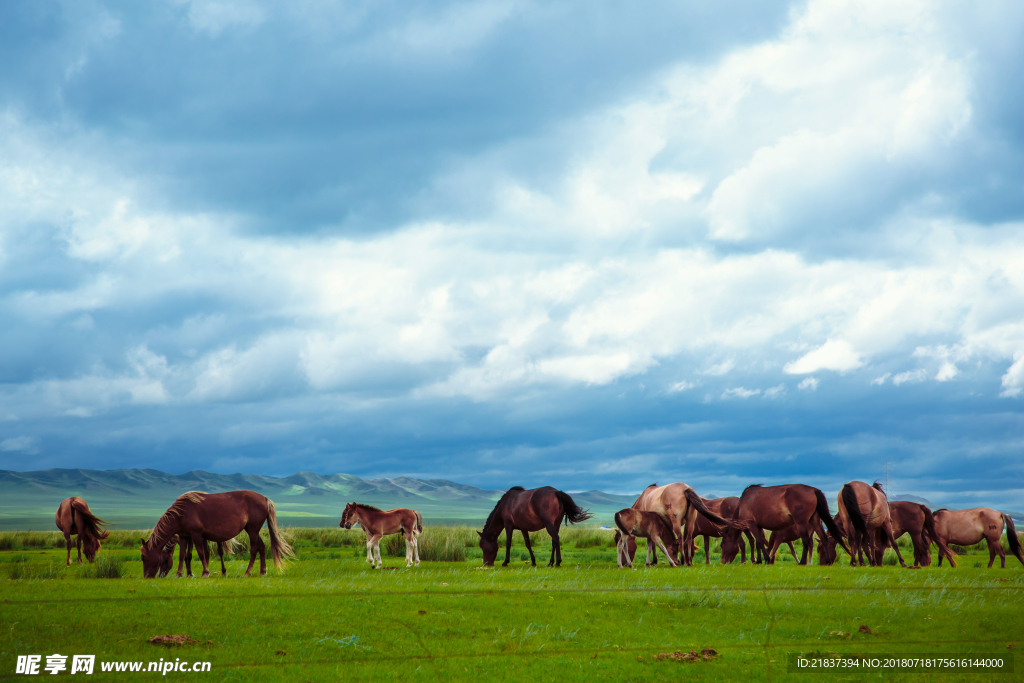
(858, 625, 873, 635)
(654, 648, 720, 663)
(148, 634, 199, 647)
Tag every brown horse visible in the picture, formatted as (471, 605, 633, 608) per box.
(614, 508, 680, 568)
(766, 518, 824, 563)
(868, 501, 953, 567)
(932, 508, 1021, 569)
(631, 483, 730, 566)
(339, 503, 423, 568)
(693, 497, 746, 565)
(140, 490, 293, 578)
(478, 486, 592, 567)
(158, 534, 236, 578)
(55, 497, 110, 565)
(721, 484, 849, 565)
(837, 481, 906, 567)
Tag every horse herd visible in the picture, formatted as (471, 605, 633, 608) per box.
(52, 479, 1023, 578)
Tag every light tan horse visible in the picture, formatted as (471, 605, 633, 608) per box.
(614, 508, 680, 569)
(837, 481, 906, 567)
(631, 483, 729, 565)
(55, 497, 110, 565)
(340, 503, 423, 568)
(932, 508, 1022, 569)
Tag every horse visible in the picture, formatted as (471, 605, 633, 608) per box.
(155, 534, 236, 578)
(721, 484, 849, 565)
(613, 508, 680, 568)
(868, 501, 953, 567)
(478, 486, 592, 567)
(932, 508, 1022, 569)
(692, 497, 745, 565)
(837, 481, 906, 567)
(55, 497, 110, 566)
(140, 490, 293, 578)
(339, 503, 423, 569)
(766, 519, 822, 563)
(631, 483, 730, 566)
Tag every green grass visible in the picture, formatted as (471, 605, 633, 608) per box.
(1, 528, 1021, 682)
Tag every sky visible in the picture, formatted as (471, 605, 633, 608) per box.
(0, 0, 1022, 508)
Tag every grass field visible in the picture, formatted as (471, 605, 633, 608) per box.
(1, 527, 1021, 681)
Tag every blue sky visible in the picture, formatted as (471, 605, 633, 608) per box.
(1, 0, 1022, 507)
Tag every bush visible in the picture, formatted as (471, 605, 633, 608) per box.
(0, 534, 14, 551)
(418, 527, 467, 562)
(94, 555, 124, 579)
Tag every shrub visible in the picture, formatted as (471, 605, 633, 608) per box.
(94, 555, 124, 579)
(0, 534, 15, 551)
(418, 527, 467, 562)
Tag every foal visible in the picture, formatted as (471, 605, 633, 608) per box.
(340, 503, 423, 568)
(614, 508, 680, 569)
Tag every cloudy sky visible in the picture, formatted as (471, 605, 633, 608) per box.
(1, 0, 1022, 507)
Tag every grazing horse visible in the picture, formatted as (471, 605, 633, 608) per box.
(478, 486, 592, 567)
(932, 508, 1022, 569)
(693, 497, 745, 565)
(868, 501, 953, 567)
(837, 481, 906, 567)
(339, 503, 423, 569)
(140, 490, 293, 579)
(614, 508, 680, 568)
(631, 483, 730, 566)
(721, 484, 849, 565)
(766, 520, 819, 563)
(156, 535, 236, 578)
(55, 497, 110, 566)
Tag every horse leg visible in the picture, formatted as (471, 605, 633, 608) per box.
(787, 541, 799, 563)
(244, 530, 258, 577)
(367, 534, 383, 569)
(502, 523, 514, 567)
(217, 541, 227, 576)
(404, 530, 413, 567)
(522, 531, 537, 567)
(656, 537, 678, 567)
(75, 533, 83, 564)
(191, 533, 210, 578)
(413, 530, 421, 566)
(364, 532, 375, 565)
(739, 533, 746, 563)
(545, 524, 561, 567)
(64, 532, 72, 566)
(881, 521, 907, 567)
(752, 527, 770, 565)
(704, 534, 711, 565)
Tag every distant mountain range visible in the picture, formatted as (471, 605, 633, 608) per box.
(0, 468, 637, 530)
(1, 469, 1017, 531)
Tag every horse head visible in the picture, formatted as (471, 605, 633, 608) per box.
(477, 530, 498, 566)
(339, 503, 358, 529)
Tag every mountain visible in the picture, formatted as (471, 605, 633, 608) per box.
(0, 468, 636, 530)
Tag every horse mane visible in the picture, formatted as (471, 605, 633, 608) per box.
(872, 481, 886, 495)
(350, 502, 382, 512)
(742, 484, 763, 495)
(483, 486, 525, 532)
(644, 483, 658, 489)
(149, 491, 207, 549)
(933, 508, 948, 514)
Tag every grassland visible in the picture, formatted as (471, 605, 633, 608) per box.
(1, 527, 1021, 682)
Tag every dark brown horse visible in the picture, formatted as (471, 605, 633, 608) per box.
(614, 508, 680, 568)
(340, 503, 423, 568)
(140, 490, 293, 578)
(932, 508, 1021, 569)
(158, 534, 236, 578)
(692, 497, 745, 565)
(838, 481, 906, 567)
(766, 519, 821, 563)
(55, 497, 110, 565)
(868, 501, 953, 567)
(721, 484, 849, 564)
(631, 483, 730, 566)
(478, 486, 592, 567)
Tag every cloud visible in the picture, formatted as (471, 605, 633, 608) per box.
(763, 384, 786, 399)
(722, 387, 760, 399)
(0, 436, 39, 454)
(784, 340, 863, 374)
(797, 377, 819, 391)
(871, 373, 890, 385)
(668, 380, 700, 393)
(1000, 354, 1024, 397)
(892, 369, 928, 386)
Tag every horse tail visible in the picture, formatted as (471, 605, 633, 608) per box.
(1003, 514, 1024, 567)
(415, 511, 424, 535)
(921, 506, 956, 568)
(556, 490, 593, 525)
(684, 488, 729, 529)
(265, 499, 295, 571)
(614, 510, 631, 537)
(71, 499, 110, 562)
(840, 484, 867, 534)
(816, 487, 852, 557)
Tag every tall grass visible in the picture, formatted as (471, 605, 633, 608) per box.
(93, 555, 124, 579)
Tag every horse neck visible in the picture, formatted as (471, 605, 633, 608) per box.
(149, 513, 183, 550)
(482, 507, 506, 539)
(352, 507, 376, 530)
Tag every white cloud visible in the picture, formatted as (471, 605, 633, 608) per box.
(1000, 354, 1024, 398)
(892, 369, 928, 385)
(173, 0, 266, 36)
(763, 384, 786, 399)
(798, 377, 819, 391)
(784, 339, 863, 374)
(668, 380, 700, 393)
(701, 360, 735, 376)
(722, 387, 760, 399)
(935, 362, 959, 382)
(0, 435, 38, 453)
(871, 373, 891, 385)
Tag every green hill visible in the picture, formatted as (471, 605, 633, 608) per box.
(0, 469, 637, 531)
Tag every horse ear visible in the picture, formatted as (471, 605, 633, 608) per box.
(476, 531, 483, 538)
(140, 537, 147, 546)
